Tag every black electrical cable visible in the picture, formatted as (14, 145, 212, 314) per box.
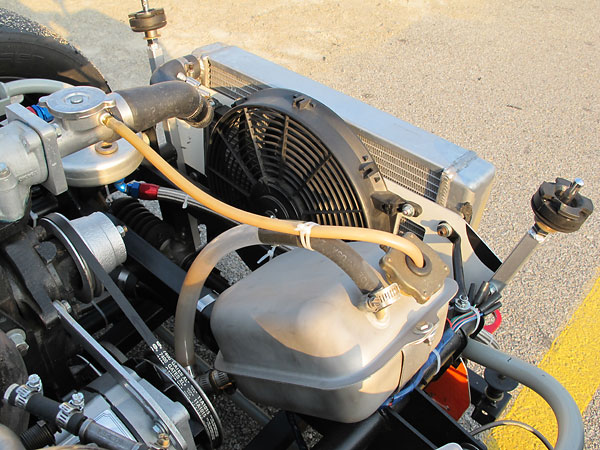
(446, 230, 467, 298)
(470, 419, 554, 450)
(478, 290, 501, 312)
(480, 301, 502, 316)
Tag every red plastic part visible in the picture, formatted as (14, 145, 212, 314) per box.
(138, 183, 159, 200)
(484, 310, 502, 334)
(424, 360, 471, 420)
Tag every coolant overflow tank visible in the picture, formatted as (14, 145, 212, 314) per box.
(211, 242, 457, 422)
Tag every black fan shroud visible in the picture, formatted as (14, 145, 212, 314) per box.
(206, 88, 387, 230)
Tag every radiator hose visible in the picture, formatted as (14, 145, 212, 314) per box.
(115, 81, 211, 131)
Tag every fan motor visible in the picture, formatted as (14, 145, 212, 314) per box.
(206, 88, 388, 230)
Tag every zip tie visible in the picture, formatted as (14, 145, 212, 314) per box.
(257, 245, 277, 264)
(469, 304, 481, 335)
(295, 221, 318, 251)
(182, 193, 189, 209)
(29, 210, 38, 228)
(432, 348, 442, 375)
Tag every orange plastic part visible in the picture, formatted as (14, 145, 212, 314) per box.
(424, 360, 470, 420)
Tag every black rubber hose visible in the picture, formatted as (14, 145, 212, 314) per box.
(420, 330, 468, 385)
(447, 230, 467, 298)
(14, 394, 77, 429)
(4, 391, 149, 450)
(115, 81, 203, 132)
(79, 419, 148, 450)
(149, 54, 201, 84)
(257, 229, 382, 294)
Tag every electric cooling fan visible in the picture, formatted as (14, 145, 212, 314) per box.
(206, 88, 388, 230)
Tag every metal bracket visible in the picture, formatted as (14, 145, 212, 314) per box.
(5, 103, 67, 195)
(3, 238, 59, 327)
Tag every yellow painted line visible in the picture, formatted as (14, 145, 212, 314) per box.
(488, 272, 600, 449)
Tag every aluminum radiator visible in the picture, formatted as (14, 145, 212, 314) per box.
(192, 44, 495, 228)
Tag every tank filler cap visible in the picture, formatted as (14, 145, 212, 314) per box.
(39, 86, 114, 131)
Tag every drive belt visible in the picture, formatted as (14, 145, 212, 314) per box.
(42, 213, 222, 448)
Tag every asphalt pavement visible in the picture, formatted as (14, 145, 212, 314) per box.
(2, 0, 598, 448)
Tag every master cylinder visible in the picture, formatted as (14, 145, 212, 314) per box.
(211, 242, 457, 423)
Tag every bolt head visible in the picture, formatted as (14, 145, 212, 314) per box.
(0, 162, 10, 178)
(454, 294, 471, 312)
(415, 320, 432, 333)
(52, 123, 62, 138)
(401, 203, 415, 217)
(436, 222, 453, 237)
(116, 225, 128, 237)
(60, 300, 72, 314)
(15, 341, 28, 354)
(7, 329, 28, 355)
(156, 433, 170, 449)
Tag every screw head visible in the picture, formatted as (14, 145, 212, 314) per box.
(71, 392, 85, 410)
(26, 374, 42, 392)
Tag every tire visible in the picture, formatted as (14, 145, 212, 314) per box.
(0, 8, 110, 92)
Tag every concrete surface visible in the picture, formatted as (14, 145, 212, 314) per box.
(1, 0, 598, 448)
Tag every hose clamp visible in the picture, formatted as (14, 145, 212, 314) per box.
(56, 401, 80, 429)
(13, 384, 35, 409)
(365, 283, 402, 313)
